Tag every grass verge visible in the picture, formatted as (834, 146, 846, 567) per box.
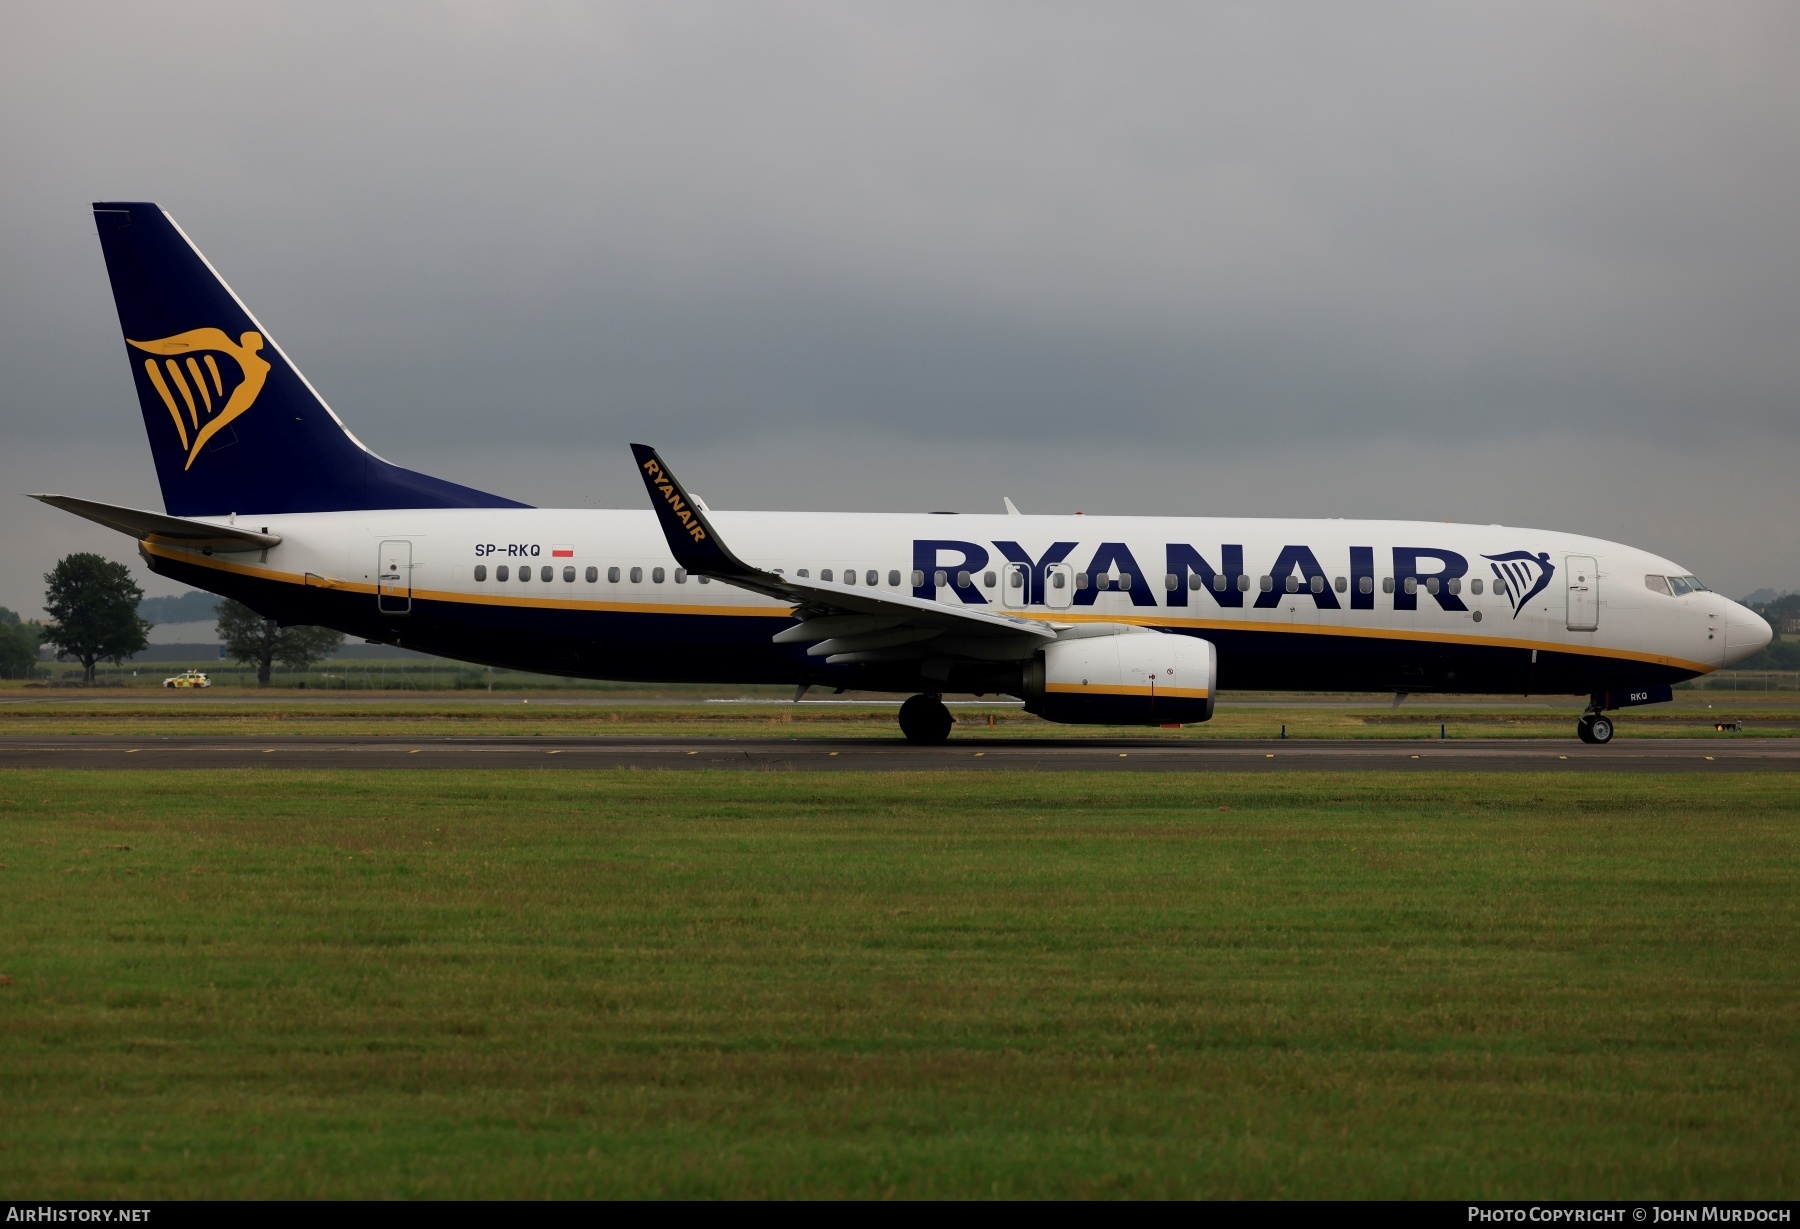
(2, 769, 1796, 1197)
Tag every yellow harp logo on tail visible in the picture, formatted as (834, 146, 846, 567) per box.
(126, 329, 271, 470)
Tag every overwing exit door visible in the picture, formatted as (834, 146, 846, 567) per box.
(1565, 554, 1598, 631)
(1001, 563, 1030, 609)
(378, 540, 413, 615)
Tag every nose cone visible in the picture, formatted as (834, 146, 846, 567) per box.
(1722, 600, 1774, 666)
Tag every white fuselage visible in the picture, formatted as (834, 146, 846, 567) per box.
(139, 507, 1769, 696)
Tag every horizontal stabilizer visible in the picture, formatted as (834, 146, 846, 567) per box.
(30, 493, 280, 552)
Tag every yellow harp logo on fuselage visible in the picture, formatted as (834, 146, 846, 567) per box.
(126, 329, 272, 470)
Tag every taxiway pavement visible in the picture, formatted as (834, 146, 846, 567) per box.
(0, 736, 1791, 772)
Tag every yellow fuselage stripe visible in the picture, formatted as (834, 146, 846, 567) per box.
(1045, 683, 1211, 699)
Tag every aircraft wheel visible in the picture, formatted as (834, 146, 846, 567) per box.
(1577, 713, 1615, 744)
(899, 694, 953, 745)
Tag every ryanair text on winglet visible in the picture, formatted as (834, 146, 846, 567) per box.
(641, 458, 708, 543)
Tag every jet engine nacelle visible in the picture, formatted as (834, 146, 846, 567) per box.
(1022, 630, 1216, 726)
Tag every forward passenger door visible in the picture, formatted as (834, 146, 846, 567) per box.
(1566, 555, 1598, 632)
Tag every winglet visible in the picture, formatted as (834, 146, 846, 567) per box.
(629, 444, 758, 578)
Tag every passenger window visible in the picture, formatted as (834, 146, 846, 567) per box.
(519, 566, 531, 583)
(1095, 575, 1110, 591)
(586, 566, 598, 583)
(1644, 574, 1671, 596)
(652, 567, 665, 584)
(888, 570, 901, 587)
(563, 566, 575, 582)
(699, 577, 710, 584)
(820, 569, 833, 582)
(1382, 576, 1394, 594)
(1471, 578, 1483, 595)
(797, 568, 809, 578)
(1493, 577, 1506, 596)
(629, 566, 642, 583)
(911, 570, 925, 587)
(1009, 570, 1023, 589)
(1448, 578, 1461, 595)
(1075, 573, 1089, 590)
(1237, 574, 1250, 592)
(1119, 573, 1132, 590)
(1309, 575, 1324, 594)
(1335, 576, 1347, 593)
(608, 567, 620, 583)
(983, 571, 996, 588)
(934, 569, 947, 587)
(844, 569, 857, 586)
(675, 568, 687, 584)
(1284, 575, 1298, 594)
(1259, 575, 1273, 593)
(1404, 577, 1418, 595)
(1165, 573, 1179, 591)
(1359, 575, 1373, 595)
(496, 564, 509, 581)
(957, 570, 972, 588)
(863, 570, 875, 586)
(1426, 577, 1439, 595)
(474, 564, 487, 582)
(1052, 572, 1066, 590)
(1668, 576, 1693, 596)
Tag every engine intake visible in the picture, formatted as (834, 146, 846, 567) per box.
(1022, 630, 1216, 725)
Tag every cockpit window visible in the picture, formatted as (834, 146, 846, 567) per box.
(1684, 576, 1707, 592)
(1645, 574, 1672, 596)
(1667, 576, 1693, 596)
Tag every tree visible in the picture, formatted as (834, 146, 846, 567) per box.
(216, 599, 345, 685)
(0, 606, 42, 680)
(42, 554, 150, 684)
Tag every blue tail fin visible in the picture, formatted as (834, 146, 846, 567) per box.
(92, 202, 527, 516)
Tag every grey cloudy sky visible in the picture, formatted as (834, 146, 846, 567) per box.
(2, 1, 1796, 616)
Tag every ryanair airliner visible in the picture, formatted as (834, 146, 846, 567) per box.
(35, 203, 1772, 743)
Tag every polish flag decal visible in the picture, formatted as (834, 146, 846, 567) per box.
(551, 544, 574, 557)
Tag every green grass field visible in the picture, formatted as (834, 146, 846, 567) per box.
(2, 769, 1797, 1197)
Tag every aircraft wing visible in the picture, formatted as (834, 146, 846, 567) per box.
(629, 444, 1055, 664)
(29, 493, 281, 553)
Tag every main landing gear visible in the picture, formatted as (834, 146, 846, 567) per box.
(1576, 711, 1615, 745)
(899, 694, 954, 745)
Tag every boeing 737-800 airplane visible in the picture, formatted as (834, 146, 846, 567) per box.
(34, 203, 1772, 743)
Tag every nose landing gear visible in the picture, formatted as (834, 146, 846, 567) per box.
(1577, 711, 1615, 744)
(899, 694, 954, 745)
